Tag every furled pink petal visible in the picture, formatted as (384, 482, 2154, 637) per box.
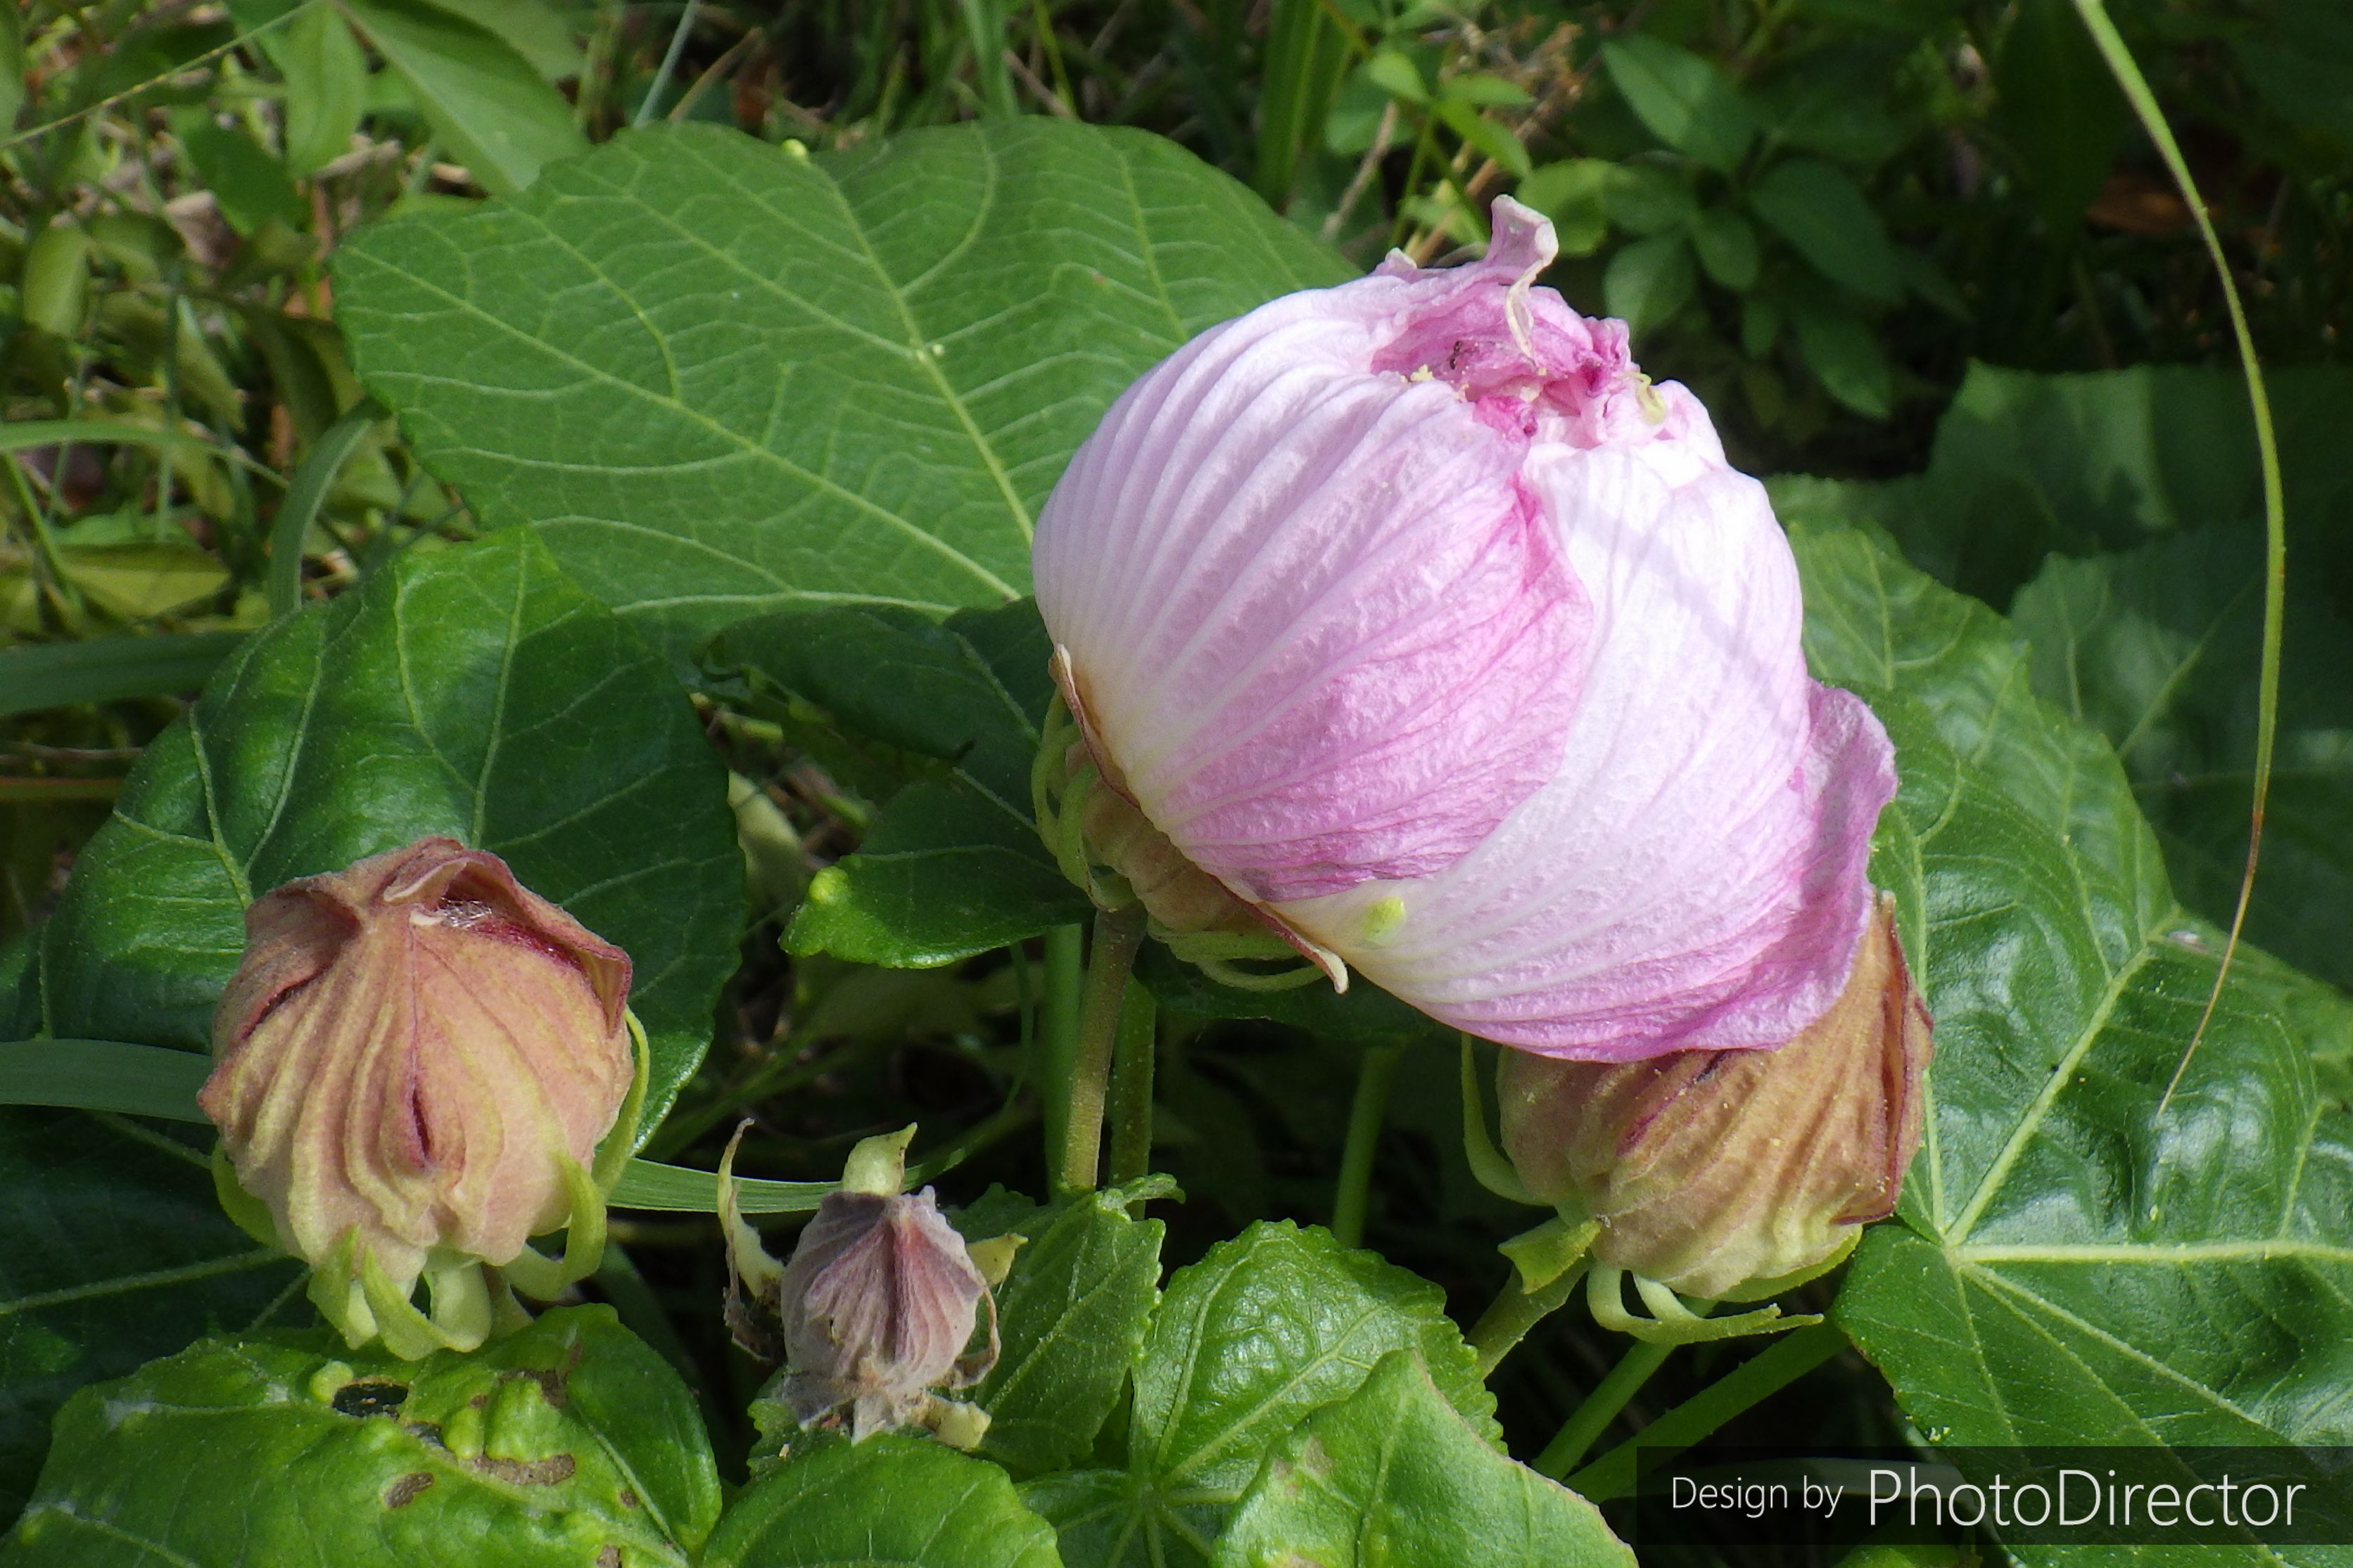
(1034, 197, 1897, 1060)
(1273, 440, 1894, 1059)
(1034, 205, 1613, 903)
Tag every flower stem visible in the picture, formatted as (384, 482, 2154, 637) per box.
(1056, 905, 1147, 1194)
(1331, 1043, 1406, 1249)
(1468, 1258, 1592, 1379)
(1105, 979, 1158, 1185)
(1534, 1337, 1675, 1480)
(1038, 924, 1085, 1185)
(1562, 1319, 1846, 1500)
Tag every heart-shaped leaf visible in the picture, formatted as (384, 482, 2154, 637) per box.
(335, 120, 1348, 658)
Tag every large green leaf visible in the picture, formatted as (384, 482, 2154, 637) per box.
(702, 1436, 1060, 1568)
(23, 530, 741, 1123)
(1774, 363, 2353, 986)
(1796, 524, 2353, 1565)
(2, 1305, 721, 1565)
(1212, 1350, 1632, 1568)
(0, 1110, 298, 1526)
(1747, 156, 1902, 302)
(339, 0, 586, 198)
(2012, 528, 2353, 991)
(1777, 362, 2353, 613)
(335, 120, 1347, 657)
(1024, 1220, 1493, 1568)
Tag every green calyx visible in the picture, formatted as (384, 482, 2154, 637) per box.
(1032, 687, 1333, 991)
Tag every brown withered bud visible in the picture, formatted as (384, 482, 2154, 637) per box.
(726, 1127, 998, 1444)
(1498, 894, 1929, 1300)
(200, 837, 637, 1353)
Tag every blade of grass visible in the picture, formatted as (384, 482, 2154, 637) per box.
(958, 0, 1019, 120)
(0, 630, 246, 716)
(267, 397, 386, 618)
(0, 1038, 211, 1121)
(2064, 0, 2285, 1114)
(634, 0, 702, 127)
(0, 1039, 840, 1214)
(1252, 0, 1355, 207)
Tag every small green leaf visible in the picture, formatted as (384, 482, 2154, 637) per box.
(713, 598, 1090, 967)
(172, 120, 311, 236)
(1598, 162, 1698, 235)
(1435, 99, 1533, 181)
(1689, 205, 1760, 289)
(1740, 292, 1781, 355)
(1747, 156, 1902, 301)
(1212, 1351, 1634, 1568)
(704, 1436, 1060, 1568)
(1515, 160, 1613, 256)
(1362, 49, 1427, 103)
(281, 4, 369, 175)
(411, 0, 583, 82)
(706, 600, 1051, 810)
(1599, 35, 1756, 173)
(338, 0, 587, 198)
(1602, 231, 1695, 336)
(6, 1306, 721, 1564)
(788, 781, 1088, 967)
(1443, 72, 1533, 109)
(1990, 0, 2129, 229)
(976, 1190, 1166, 1475)
(1787, 299, 1893, 418)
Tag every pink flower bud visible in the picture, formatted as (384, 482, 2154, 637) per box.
(1033, 198, 1896, 1059)
(200, 837, 638, 1355)
(1497, 897, 1929, 1299)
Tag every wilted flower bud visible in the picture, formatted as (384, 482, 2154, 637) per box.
(1497, 897, 1929, 1301)
(1032, 196, 1896, 1057)
(724, 1127, 997, 1446)
(200, 836, 642, 1358)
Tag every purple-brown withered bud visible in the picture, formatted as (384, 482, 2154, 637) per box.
(723, 1126, 998, 1446)
(1497, 895, 1929, 1304)
(200, 836, 643, 1359)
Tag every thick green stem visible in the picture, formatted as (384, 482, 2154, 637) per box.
(1038, 924, 1084, 1185)
(1565, 1318, 1846, 1500)
(1105, 978, 1158, 1185)
(1468, 1258, 1592, 1379)
(1056, 905, 1147, 1194)
(1535, 1337, 1674, 1480)
(1330, 1043, 1405, 1249)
